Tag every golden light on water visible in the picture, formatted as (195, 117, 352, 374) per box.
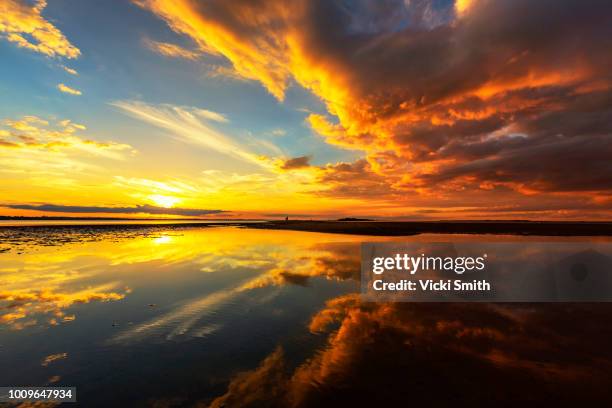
(3, 225, 596, 331)
(153, 235, 173, 245)
(0, 227, 376, 330)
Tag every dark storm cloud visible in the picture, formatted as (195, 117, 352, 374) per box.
(280, 155, 312, 170)
(295, 0, 612, 196)
(421, 134, 612, 192)
(317, 159, 397, 198)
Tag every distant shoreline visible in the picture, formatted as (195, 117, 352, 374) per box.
(1, 219, 612, 236)
(245, 220, 612, 236)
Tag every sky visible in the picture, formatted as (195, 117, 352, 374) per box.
(0, 0, 611, 220)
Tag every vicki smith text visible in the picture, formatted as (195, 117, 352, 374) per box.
(372, 279, 491, 292)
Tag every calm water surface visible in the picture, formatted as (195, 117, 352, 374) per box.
(1, 226, 612, 407)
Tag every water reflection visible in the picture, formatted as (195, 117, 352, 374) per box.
(0, 228, 366, 332)
(1, 227, 611, 407)
(212, 298, 612, 407)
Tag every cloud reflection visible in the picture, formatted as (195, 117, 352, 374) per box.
(108, 238, 362, 343)
(211, 298, 612, 407)
(0, 285, 126, 330)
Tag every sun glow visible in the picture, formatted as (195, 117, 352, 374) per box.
(455, 0, 474, 16)
(153, 235, 173, 245)
(148, 194, 180, 208)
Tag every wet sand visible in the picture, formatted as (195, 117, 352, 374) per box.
(2, 220, 612, 253)
(0, 223, 238, 253)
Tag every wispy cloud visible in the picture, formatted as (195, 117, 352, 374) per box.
(0, 115, 132, 159)
(204, 64, 250, 82)
(62, 65, 78, 75)
(111, 100, 275, 169)
(144, 37, 201, 60)
(113, 176, 200, 194)
(57, 83, 82, 95)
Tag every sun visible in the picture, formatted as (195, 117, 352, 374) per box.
(149, 194, 180, 208)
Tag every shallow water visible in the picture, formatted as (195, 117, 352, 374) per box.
(1, 226, 612, 407)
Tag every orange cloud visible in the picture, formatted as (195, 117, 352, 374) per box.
(0, 0, 80, 58)
(137, 0, 612, 218)
(0, 115, 132, 158)
(209, 347, 287, 408)
(454, 0, 475, 16)
(134, 0, 293, 100)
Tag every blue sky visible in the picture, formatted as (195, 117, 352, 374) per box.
(1, 0, 356, 175)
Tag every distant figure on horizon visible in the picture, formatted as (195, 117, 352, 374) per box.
(285, 216, 288, 221)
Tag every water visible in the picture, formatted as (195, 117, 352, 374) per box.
(1, 226, 612, 407)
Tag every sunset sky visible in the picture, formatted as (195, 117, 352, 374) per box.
(1, 0, 611, 219)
